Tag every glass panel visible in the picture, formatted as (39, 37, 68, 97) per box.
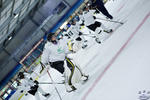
(7, 88, 12, 94)
(37, 41, 45, 51)
(11, 81, 18, 88)
(31, 49, 41, 58)
(2, 93, 8, 99)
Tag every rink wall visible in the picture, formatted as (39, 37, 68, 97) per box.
(0, 64, 22, 90)
(0, 0, 85, 98)
(49, 0, 85, 33)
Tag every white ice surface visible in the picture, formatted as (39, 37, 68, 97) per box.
(10, 0, 150, 100)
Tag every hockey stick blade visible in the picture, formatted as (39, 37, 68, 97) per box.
(39, 82, 65, 84)
(97, 18, 124, 24)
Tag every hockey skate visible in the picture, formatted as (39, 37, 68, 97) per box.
(84, 40, 88, 42)
(70, 85, 77, 92)
(95, 38, 101, 44)
(103, 29, 113, 33)
(82, 44, 88, 49)
(81, 75, 89, 82)
(66, 84, 77, 93)
(64, 72, 77, 93)
(43, 93, 51, 98)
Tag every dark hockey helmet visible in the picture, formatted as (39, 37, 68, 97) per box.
(47, 33, 55, 41)
(18, 72, 24, 79)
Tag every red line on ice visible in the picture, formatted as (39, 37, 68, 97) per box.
(82, 12, 150, 100)
(117, 3, 125, 12)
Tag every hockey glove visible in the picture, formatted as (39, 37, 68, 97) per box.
(79, 32, 83, 36)
(34, 80, 39, 85)
(93, 16, 96, 19)
(20, 90, 24, 93)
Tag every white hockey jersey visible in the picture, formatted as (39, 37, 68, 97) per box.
(19, 73, 35, 91)
(82, 10, 96, 26)
(78, 14, 85, 25)
(41, 38, 70, 65)
(66, 23, 82, 40)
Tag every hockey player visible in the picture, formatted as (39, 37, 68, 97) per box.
(41, 33, 88, 92)
(79, 6, 113, 43)
(66, 20, 80, 39)
(90, 0, 113, 19)
(78, 10, 85, 25)
(66, 20, 88, 49)
(82, 6, 112, 33)
(18, 72, 50, 100)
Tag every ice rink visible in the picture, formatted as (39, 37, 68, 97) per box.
(10, 0, 150, 100)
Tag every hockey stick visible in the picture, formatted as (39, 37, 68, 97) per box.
(39, 82, 64, 84)
(95, 8, 124, 24)
(81, 34, 97, 38)
(40, 62, 63, 100)
(96, 17, 124, 24)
